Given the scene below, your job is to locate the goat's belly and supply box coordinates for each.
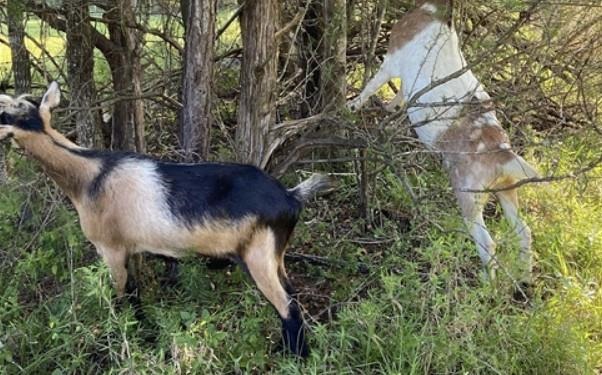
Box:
[405,74,485,146]
[128,217,257,258]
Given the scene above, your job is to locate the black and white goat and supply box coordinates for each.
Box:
[0,82,331,357]
[348,0,538,283]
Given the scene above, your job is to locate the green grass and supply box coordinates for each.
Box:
[0,134,601,374]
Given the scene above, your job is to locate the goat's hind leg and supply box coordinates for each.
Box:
[242,229,308,358]
[496,189,533,288]
[154,255,179,288]
[456,191,498,280]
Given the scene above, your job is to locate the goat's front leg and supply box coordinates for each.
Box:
[385,81,405,113]
[347,66,393,112]
[97,245,145,318]
[97,245,129,297]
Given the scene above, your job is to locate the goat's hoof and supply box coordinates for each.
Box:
[276,341,308,359]
[346,100,359,112]
[160,275,179,289]
[384,104,401,113]
[115,293,146,320]
[512,281,534,304]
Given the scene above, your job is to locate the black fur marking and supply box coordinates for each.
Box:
[269,218,297,254]
[23,96,40,107]
[2,107,45,131]
[0,112,14,125]
[54,145,150,197]
[59,145,302,243]
[156,162,302,227]
[280,302,309,358]
[88,153,131,197]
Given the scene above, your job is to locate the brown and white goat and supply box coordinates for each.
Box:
[348,0,538,282]
[0,82,331,357]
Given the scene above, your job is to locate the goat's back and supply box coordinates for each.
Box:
[74,154,301,256]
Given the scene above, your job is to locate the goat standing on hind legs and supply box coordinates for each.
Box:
[0,82,332,357]
[347,0,538,288]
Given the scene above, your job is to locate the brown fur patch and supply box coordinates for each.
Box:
[16,131,100,200]
[436,111,516,190]
[242,228,291,318]
[387,1,453,52]
[436,115,511,156]
[388,8,436,52]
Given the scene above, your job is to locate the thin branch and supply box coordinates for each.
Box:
[216,2,245,41]
[463,153,602,193]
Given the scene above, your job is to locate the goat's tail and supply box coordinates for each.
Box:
[504,153,539,181]
[288,173,334,202]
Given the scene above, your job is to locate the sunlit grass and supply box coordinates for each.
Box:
[1,133,601,372]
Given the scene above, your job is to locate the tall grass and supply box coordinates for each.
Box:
[0,135,600,373]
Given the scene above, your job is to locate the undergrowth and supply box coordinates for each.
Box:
[0,137,601,374]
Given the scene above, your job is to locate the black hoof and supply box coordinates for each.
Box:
[512,281,534,304]
[115,292,146,321]
[280,305,309,358]
[274,338,309,359]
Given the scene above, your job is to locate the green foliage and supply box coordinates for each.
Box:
[1,139,601,373]
[1,1,602,372]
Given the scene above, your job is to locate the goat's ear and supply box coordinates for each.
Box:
[40,81,61,112]
[39,81,60,128]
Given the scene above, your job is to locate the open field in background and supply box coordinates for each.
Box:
[0,9,241,84]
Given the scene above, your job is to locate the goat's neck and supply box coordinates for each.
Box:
[17,131,100,200]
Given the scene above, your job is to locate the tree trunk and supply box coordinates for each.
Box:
[298,0,323,116]
[180,0,216,161]
[105,0,145,152]
[235,0,279,167]
[7,0,31,94]
[5,0,32,184]
[321,0,347,110]
[65,0,102,148]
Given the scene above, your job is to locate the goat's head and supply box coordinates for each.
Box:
[416,0,453,20]
[0,82,60,141]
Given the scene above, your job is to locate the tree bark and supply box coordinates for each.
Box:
[321,0,347,110]
[298,0,323,116]
[65,0,102,148]
[180,0,216,161]
[5,0,32,185]
[105,0,145,152]
[235,0,280,167]
[7,0,31,94]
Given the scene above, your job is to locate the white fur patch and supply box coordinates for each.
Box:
[421,3,438,14]
[499,143,511,150]
[0,94,36,117]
